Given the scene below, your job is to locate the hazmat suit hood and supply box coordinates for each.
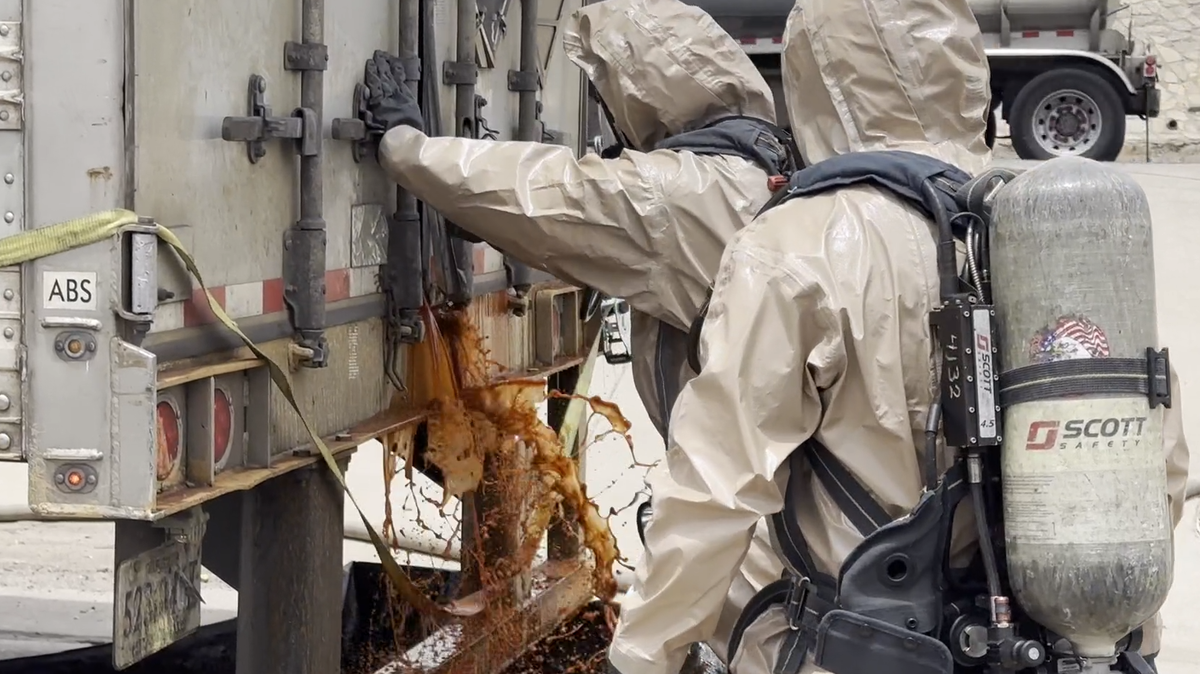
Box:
[781,0,992,173]
[563,0,778,151]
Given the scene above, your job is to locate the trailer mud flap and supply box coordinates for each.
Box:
[112,512,206,668]
[812,610,953,674]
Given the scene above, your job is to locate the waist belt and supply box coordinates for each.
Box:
[728,439,896,674]
[728,440,970,674]
[728,575,836,674]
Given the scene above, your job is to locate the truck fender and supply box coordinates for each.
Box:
[986,48,1138,95]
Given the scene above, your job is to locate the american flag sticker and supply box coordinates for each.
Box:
[1028,314,1111,364]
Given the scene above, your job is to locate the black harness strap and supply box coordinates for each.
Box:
[807,441,892,534]
[638,117,803,435]
[729,438,894,671]
[651,321,691,438]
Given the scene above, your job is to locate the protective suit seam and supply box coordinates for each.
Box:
[805,3,863,152]
[901,204,941,417]
[867,0,927,141]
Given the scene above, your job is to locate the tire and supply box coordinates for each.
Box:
[1008,68,1126,162]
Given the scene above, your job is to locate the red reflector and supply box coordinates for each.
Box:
[768,175,788,192]
[155,400,181,481]
[1145,55,1157,66]
[772,36,783,44]
[1022,31,1039,38]
[739,36,755,44]
[213,387,233,467]
[1056,29,1074,37]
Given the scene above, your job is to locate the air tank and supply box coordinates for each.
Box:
[968,0,1110,34]
[989,157,1172,660]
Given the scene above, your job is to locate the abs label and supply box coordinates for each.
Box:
[42,271,96,311]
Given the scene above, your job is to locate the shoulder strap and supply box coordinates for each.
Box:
[654,116,801,178]
[757,150,970,222]
[687,151,974,374]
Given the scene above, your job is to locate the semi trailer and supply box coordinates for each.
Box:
[0,0,605,672]
[684,0,1160,162]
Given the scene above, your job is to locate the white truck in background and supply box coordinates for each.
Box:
[685,0,1160,162]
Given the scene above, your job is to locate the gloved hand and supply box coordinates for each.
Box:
[363,50,424,135]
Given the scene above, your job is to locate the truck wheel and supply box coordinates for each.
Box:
[1009,68,1126,162]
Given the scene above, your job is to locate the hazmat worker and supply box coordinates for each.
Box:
[605,0,1190,673]
[362,0,791,664]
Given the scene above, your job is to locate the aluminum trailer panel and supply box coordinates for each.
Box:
[4,0,599,671]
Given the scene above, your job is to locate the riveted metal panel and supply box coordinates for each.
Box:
[23,0,159,517]
[0,2,22,462]
[130,0,299,291]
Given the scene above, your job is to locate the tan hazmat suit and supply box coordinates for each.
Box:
[376,0,788,662]
[607,0,1190,672]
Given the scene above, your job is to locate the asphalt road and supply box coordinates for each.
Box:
[0,160,1198,670]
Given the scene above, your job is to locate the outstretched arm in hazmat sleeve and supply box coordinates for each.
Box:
[607,221,846,674]
[378,125,741,326]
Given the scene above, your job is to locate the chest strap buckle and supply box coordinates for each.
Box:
[785,576,814,630]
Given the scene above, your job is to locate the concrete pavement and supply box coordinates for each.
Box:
[0,160,1197,669]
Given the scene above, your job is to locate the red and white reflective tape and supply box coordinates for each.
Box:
[155,244,510,332]
[1017,29,1077,39]
[182,268,356,328]
[476,245,505,275]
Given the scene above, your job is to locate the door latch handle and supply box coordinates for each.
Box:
[330,83,376,163]
[221,74,317,163]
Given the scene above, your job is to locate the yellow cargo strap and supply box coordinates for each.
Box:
[0,209,455,618]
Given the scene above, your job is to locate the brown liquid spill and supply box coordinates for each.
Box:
[381,305,622,610]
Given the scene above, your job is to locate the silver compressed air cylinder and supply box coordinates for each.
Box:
[989,157,1172,659]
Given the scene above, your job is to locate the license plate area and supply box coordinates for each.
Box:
[112,510,206,669]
